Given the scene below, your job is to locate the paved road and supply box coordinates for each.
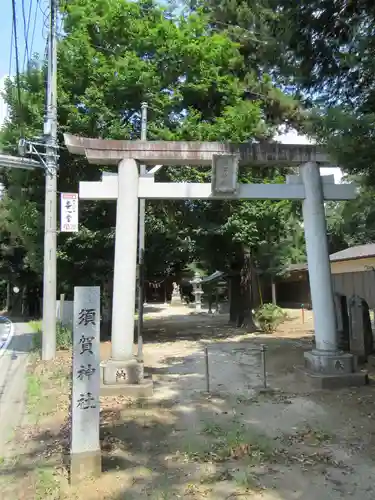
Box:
[0,321,33,456]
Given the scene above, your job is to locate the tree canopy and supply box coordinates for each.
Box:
[197,0,375,181]
[1,0,374,319]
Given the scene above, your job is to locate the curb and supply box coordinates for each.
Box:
[0,316,15,358]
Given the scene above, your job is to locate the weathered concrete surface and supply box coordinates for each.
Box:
[100,379,153,397]
[298,367,369,389]
[0,322,33,456]
[64,133,330,166]
[70,450,102,486]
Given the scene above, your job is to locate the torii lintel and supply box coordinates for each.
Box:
[64,133,331,166]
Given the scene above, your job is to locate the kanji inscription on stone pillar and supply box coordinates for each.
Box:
[70,286,101,484]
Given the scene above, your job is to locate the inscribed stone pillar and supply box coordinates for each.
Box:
[70,286,101,484]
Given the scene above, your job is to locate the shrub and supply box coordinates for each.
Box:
[56,321,73,350]
[30,320,72,352]
[254,303,287,333]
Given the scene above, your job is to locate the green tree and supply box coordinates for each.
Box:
[326,178,375,251]
[1,0,302,326]
[198,0,375,184]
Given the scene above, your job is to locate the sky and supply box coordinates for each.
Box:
[274,128,343,183]
[1,0,46,79]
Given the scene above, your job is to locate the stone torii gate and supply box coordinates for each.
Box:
[64,134,367,394]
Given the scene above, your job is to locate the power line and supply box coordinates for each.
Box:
[8,17,14,77]
[21,0,32,71]
[30,0,40,57]
[38,0,50,40]
[11,0,22,109]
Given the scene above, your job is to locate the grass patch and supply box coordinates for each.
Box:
[26,372,43,414]
[232,469,259,489]
[307,427,333,444]
[34,467,60,500]
[182,420,275,465]
[283,425,334,447]
[50,365,70,387]
[25,369,56,422]
[25,361,69,422]
[200,466,260,492]
[201,421,224,437]
[29,320,42,352]
[29,320,72,353]
[200,469,233,484]
[0,457,61,498]
[150,491,173,500]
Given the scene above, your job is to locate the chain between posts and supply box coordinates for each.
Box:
[204,343,268,394]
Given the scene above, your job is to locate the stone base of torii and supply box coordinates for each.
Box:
[64,134,368,394]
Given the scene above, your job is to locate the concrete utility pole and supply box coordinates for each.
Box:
[137,102,148,362]
[42,0,58,360]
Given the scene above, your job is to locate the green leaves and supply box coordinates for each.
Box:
[1,0,305,290]
[326,179,375,251]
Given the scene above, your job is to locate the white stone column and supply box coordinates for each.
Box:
[70,286,101,484]
[271,280,277,305]
[111,159,139,361]
[301,162,337,352]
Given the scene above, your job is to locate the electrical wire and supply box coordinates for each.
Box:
[38,0,50,40]
[20,0,46,72]
[21,0,32,71]
[29,0,40,57]
[11,0,22,110]
[8,16,14,77]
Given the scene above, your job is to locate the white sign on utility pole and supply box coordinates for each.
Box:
[61,193,78,232]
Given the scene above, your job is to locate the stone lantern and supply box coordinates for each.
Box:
[190,272,203,312]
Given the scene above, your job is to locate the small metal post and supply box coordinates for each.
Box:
[301,304,305,324]
[204,345,210,393]
[260,344,267,389]
[60,293,65,323]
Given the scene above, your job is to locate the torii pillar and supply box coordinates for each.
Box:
[64,133,368,393]
[300,163,367,387]
[100,159,148,392]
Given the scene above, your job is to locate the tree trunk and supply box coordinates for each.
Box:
[229,244,257,330]
[229,274,240,325]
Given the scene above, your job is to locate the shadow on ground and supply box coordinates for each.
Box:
[2,313,375,499]
[0,388,315,499]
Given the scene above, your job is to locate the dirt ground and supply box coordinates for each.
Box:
[1,307,375,499]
